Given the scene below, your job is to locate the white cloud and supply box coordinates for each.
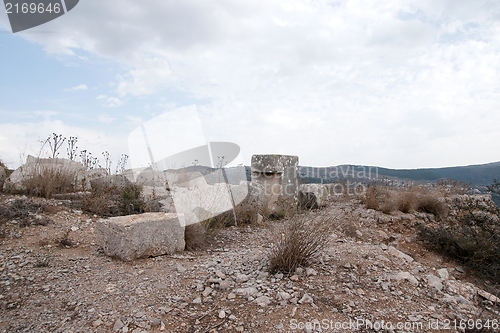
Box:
[64,84,88,92]
[98,114,116,123]
[96,94,123,108]
[4,0,500,168]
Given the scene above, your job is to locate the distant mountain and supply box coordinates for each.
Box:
[299,161,500,186]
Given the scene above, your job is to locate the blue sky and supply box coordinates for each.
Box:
[1,0,500,169]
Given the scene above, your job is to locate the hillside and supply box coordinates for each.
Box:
[299,161,500,186]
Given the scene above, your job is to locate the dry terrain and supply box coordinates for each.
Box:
[0,193,499,333]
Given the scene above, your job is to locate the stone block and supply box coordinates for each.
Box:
[299,184,330,209]
[5,155,86,192]
[95,213,185,261]
[251,154,299,216]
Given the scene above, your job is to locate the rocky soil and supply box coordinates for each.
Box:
[1,194,499,333]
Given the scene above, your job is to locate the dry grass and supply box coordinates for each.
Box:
[362,184,448,219]
[20,166,77,199]
[267,213,333,274]
[184,223,210,251]
[82,179,145,217]
[397,190,418,213]
[417,193,448,218]
[418,195,500,282]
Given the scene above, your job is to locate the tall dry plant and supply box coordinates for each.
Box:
[267,213,333,274]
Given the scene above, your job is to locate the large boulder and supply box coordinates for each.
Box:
[299,184,330,209]
[95,212,185,261]
[135,167,168,187]
[5,155,86,191]
[89,174,132,191]
[165,170,207,190]
[4,155,86,192]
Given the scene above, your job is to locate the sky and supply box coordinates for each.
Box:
[1,0,500,170]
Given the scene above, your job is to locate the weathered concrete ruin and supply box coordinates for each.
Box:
[4,153,329,261]
[250,154,299,216]
[298,183,331,209]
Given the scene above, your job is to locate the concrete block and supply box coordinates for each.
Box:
[251,154,299,216]
[299,184,330,209]
[95,213,185,261]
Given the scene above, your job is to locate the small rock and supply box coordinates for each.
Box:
[388,246,414,263]
[234,287,258,297]
[255,295,271,307]
[437,268,449,280]
[235,273,250,283]
[227,292,236,299]
[92,319,103,327]
[290,275,299,281]
[113,319,124,331]
[219,279,233,290]
[192,297,202,304]
[203,287,213,297]
[395,271,419,285]
[455,266,465,273]
[215,270,226,279]
[277,291,291,300]
[305,268,317,276]
[477,289,500,303]
[218,310,226,318]
[176,264,187,273]
[295,267,304,275]
[150,318,161,327]
[299,293,314,304]
[427,274,443,291]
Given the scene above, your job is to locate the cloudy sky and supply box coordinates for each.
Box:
[1,0,500,170]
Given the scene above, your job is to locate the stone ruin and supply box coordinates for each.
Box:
[250,154,299,217]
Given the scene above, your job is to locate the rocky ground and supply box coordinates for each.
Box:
[1,194,499,333]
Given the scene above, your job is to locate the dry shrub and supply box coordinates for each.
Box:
[363,185,380,210]
[362,184,391,211]
[418,195,500,282]
[417,193,448,219]
[21,166,77,198]
[397,190,418,213]
[380,197,398,214]
[58,230,75,248]
[268,214,333,274]
[0,197,48,227]
[82,179,145,217]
